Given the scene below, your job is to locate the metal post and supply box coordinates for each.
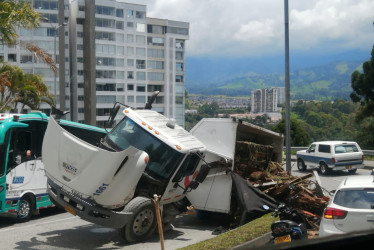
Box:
[53,23,67,105]
[284,0,291,173]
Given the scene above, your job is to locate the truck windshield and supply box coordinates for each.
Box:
[105,117,184,180]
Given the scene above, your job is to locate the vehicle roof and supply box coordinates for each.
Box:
[337,175,374,190]
[125,108,206,153]
[311,141,358,145]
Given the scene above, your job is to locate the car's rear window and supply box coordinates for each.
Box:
[334,145,359,154]
[334,188,374,209]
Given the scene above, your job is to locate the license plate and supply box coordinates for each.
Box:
[346,165,352,169]
[64,205,77,216]
[274,234,291,244]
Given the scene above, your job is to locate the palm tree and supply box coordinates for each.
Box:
[0,64,54,112]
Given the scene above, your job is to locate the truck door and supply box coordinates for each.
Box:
[160,153,201,204]
[305,143,317,167]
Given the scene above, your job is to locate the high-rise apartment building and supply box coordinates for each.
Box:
[0,0,189,127]
[251,87,285,113]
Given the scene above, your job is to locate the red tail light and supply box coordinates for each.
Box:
[323,207,347,219]
[331,158,336,164]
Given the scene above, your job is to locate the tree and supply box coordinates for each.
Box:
[0,64,53,112]
[272,118,311,147]
[350,45,374,121]
[0,0,56,71]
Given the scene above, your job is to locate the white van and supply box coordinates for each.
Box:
[296,141,364,175]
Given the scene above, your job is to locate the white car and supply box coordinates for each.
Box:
[319,175,374,237]
[296,141,364,175]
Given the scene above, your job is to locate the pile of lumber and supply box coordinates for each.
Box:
[232,141,329,230]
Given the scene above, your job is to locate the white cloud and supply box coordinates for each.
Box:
[135,0,374,57]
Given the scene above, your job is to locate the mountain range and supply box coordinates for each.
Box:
[185,49,370,100]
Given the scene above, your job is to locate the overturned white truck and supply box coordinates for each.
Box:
[42,102,209,243]
[187,118,284,226]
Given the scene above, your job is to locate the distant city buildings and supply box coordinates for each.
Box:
[251,87,285,113]
[0,0,189,127]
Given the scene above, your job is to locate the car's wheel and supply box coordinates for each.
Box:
[319,163,330,175]
[348,168,357,174]
[297,159,306,171]
[17,196,34,222]
[118,197,157,243]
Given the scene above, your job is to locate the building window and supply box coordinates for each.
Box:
[137,85,146,92]
[176,63,184,71]
[127,34,134,43]
[127,71,134,79]
[116,21,124,30]
[96,18,115,28]
[127,22,134,28]
[96,83,115,91]
[117,83,124,91]
[127,84,134,91]
[127,59,134,67]
[78,95,84,101]
[147,60,164,69]
[96,5,115,16]
[147,37,164,46]
[127,10,134,17]
[148,85,163,92]
[176,96,183,104]
[176,51,183,60]
[136,11,145,19]
[136,23,146,32]
[136,72,146,81]
[127,47,134,56]
[147,48,164,58]
[97,95,116,104]
[136,96,146,103]
[147,72,164,81]
[20,55,33,64]
[147,25,164,34]
[8,54,17,62]
[96,31,115,41]
[127,95,134,103]
[176,40,184,49]
[136,60,145,69]
[136,48,145,57]
[116,9,124,18]
[136,35,145,45]
[176,75,184,82]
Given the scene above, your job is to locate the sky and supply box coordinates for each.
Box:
[130,0,374,59]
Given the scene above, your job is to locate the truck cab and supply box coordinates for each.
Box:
[42,107,207,243]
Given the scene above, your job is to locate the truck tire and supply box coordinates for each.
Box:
[297,159,306,171]
[319,163,330,175]
[118,197,157,243]
[17,196,34,222]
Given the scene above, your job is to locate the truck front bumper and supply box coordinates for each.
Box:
[47,179,132,229]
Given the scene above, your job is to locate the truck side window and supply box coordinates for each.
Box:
[318,144,331,153]
[172,153,200,182]
[308,144,316,153]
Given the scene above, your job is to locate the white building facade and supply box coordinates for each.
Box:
[0,0,189,127]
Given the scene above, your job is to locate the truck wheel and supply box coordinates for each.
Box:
[118,197,157,243]
[319,163,330,175]
[17,196,34,222]
[297,159,306,171]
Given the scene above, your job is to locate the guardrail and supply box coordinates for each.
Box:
[286,147,374,156]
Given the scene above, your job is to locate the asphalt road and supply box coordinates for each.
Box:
[0,207,225,250]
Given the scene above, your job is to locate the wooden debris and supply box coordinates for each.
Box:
[231,141,329,230]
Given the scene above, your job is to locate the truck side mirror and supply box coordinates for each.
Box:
[195,164,210,183]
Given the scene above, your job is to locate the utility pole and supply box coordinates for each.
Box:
[284,0,291,173]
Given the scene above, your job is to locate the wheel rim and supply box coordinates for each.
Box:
[132,208,154,236]
[18,200,31,218]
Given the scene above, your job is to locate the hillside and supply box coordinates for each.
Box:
[186,60,365,100]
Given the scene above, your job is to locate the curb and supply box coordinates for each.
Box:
[231,232,272,250]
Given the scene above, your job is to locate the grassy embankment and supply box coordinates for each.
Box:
[178,214,277,250]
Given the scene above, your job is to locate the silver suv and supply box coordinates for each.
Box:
[296,141,364,175]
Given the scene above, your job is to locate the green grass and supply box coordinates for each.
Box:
[177,214,277,250]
